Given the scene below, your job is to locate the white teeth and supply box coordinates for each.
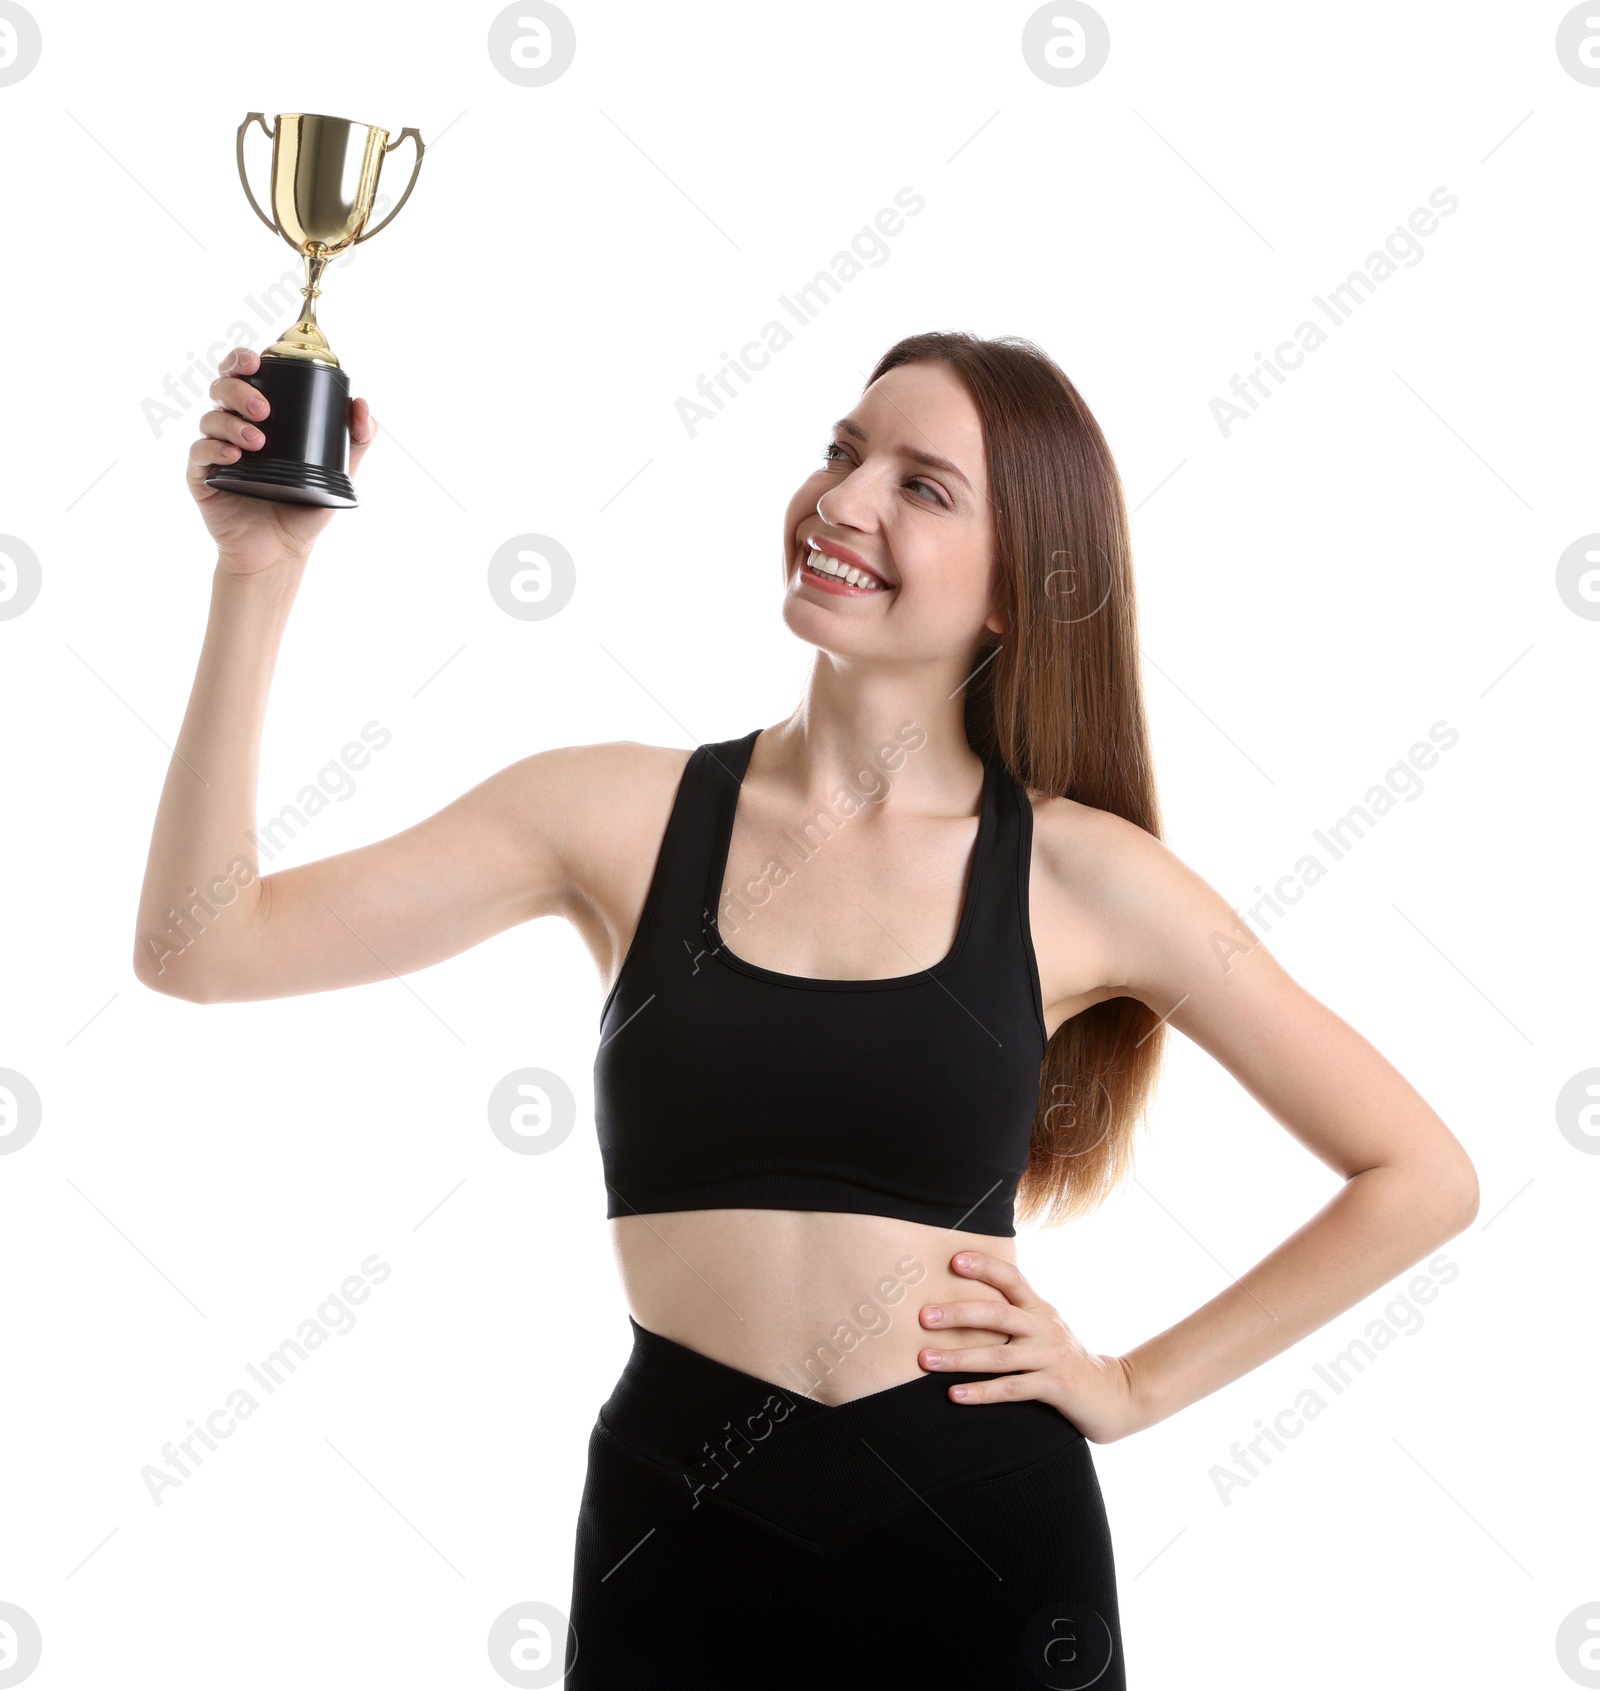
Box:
[806,547,881,589]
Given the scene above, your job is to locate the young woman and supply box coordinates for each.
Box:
[138,330,1478,1688]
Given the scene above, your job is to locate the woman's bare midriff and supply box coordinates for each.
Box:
[610,1208,1017,1405]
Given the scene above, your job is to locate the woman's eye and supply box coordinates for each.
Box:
[819,445,947,508]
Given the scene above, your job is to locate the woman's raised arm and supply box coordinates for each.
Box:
[132,344,624,1004]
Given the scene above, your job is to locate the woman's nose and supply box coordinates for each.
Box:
[816,476,876,530]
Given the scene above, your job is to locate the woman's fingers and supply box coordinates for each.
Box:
[197,347,377,481]
[950,1250,1042,1307]
[922,1342,1038,1373]
[217,346,261,380]
[920,1299,1028,1334]
[347,396,378,475]
[207,375,270,419]
[946,1373,1030,1404]
[187,435,244,470]
[198,406,266,449]
[209,347,267,417]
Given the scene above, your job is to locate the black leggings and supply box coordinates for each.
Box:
[565,1316,1126,1688]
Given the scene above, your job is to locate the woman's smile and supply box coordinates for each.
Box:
[796,537,895,595]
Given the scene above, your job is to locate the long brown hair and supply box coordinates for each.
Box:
[862,330,1167,1226]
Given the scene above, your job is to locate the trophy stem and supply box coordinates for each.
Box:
[299,248,327,331]
[264,244,340,365]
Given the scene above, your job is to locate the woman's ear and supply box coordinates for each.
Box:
[984,556,1011,635]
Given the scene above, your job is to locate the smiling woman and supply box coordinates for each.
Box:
[141,327,1476,1689]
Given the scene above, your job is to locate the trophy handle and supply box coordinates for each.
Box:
[235,112,280,237]
[356,128,425,244]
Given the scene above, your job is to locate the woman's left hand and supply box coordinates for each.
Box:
[919,1251,1145,1443]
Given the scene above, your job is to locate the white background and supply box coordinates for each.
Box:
[1,2,1595,1686]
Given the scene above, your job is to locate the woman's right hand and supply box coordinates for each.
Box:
[186,346,378,577]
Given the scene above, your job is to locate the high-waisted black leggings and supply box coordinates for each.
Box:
[564,1316,1126,1688]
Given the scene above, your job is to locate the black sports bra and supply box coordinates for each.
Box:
[593,729,1050,1237]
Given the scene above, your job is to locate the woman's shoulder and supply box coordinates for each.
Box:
[1022,788,1250,984]
[1023,788,1171,889]
[498,739,696,837]
[521,738,694,789]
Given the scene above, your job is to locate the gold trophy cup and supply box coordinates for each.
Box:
[205,112,424,509]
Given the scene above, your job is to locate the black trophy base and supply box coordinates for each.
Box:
[205,353,357,509]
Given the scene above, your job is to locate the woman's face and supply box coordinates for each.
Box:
[780,359,1003,671]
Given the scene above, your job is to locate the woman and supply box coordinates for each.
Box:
[138,329,1478,1688]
